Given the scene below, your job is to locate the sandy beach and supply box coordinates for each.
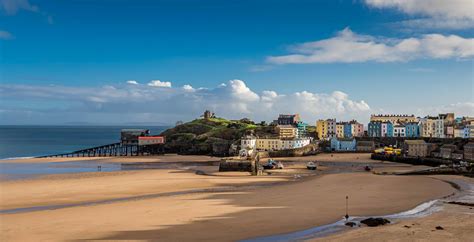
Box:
[0,154,471,241]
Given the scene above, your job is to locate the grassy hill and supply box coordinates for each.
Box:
[160,117,277,155]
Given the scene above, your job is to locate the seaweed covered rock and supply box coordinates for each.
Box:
[360,217,391,227]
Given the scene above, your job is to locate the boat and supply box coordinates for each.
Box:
[307,161,317,170]
[263,159,278,169]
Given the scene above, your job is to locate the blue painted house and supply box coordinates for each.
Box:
[405,122,420,137]
[383,122,394,137]
[369,121,394,137]
[368,122,381,137]
[330,137,356,151]
[343,123,352,138]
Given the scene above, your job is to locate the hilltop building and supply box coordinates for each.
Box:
[276,114,300,125]
[277,125,299,139]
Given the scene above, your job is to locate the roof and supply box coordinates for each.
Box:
[440,144,457,151]
[357,141,374,146]
[121,129,149,132]
[405,140,426,145]
[332,137,355,142]
[138,136,164,140]
[464,142,474,148]
[277,125,296,129]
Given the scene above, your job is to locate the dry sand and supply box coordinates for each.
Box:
[0,170,455,241]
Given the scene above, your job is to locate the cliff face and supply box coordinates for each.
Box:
[160,118,276,156]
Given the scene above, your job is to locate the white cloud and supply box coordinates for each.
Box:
[267,27,474,64]
[0,80,372,124]
[147,80,172,88]
[182,84,195,92]
[365,0,473,20]
[0,0,38,15]
[126,80,139,85]
[0,30,13,40]
[364,0,474,29]
[1,0,53,24]
[417,102,474,117]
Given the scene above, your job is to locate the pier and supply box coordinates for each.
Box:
[37,129,166,158]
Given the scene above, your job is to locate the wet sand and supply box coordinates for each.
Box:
[0,153,457,242]
[310,202,474,242]
[0,154,222,164]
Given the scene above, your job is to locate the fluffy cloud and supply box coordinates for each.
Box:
[418,102,474,117]
[182,84,195,92]
[0,80,372,124]
[126,80,139,85]
[0,0,53,24]
[0,30,13,40]
[0,0,38,15]
[147,80,172,88]
[267,28,474,64]
[364,0,474,29]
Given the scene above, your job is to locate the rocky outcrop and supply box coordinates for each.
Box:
[360,217,391,227]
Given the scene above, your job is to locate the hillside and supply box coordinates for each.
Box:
[160,117,277,155]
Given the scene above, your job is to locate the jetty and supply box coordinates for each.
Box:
[37,129,166,158]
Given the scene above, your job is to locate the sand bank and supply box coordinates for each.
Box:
[0,171,455,241]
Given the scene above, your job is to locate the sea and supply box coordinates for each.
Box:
[0,125,169,159]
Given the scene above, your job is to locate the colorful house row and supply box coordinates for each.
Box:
[368,113,473,138]
[317,119,363,140]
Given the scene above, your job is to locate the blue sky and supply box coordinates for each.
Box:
[0,0,473,125]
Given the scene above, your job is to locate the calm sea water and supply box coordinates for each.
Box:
[0,125,169,159]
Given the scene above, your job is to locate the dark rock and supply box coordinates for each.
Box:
[435,226,444,230]
[195,170,206,175]
[345,222,356,227]
[360,217,391,227]
[404,225,411,228]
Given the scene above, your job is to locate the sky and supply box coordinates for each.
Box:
[0,0,473,125]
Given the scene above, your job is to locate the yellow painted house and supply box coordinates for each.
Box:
[256,138,281,151]
[316,120,328,140]
[336,123,345,138]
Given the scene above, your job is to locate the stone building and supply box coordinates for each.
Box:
[440,144,457,159]
[404,140,437,157]
[464,143,474,161]
[356,141,375,152]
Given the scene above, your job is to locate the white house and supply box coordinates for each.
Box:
[434,119,445,138]
[281,138,311,149]
[240,136,256,157]
[393,125,406,137]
